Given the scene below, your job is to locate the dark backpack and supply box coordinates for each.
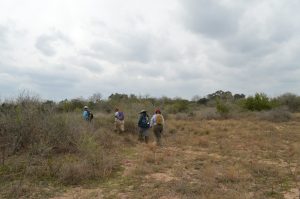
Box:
[118,112,124,121]
[138,114,150,129]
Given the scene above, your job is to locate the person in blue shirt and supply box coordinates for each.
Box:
[82,106,93,122]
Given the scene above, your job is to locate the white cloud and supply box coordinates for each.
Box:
[0,0,300,100]
[35,31,71,56]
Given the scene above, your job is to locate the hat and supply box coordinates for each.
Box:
[139,110,147,114]
[84,106,88,109]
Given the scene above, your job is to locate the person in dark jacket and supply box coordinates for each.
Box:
[138,110,150,143]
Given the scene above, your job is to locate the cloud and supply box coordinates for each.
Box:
[1,0,300,100]
[35,31,71,56]
[0,25,8,47]
[181,0,240,38]
[88,31,153,64]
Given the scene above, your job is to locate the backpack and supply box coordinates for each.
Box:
[138,114,150,128]
[156,114,163,125]
[83,110,92,121]
[118,112,124,121]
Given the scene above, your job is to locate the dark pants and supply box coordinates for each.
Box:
[153,125,163,146]
[139,128,149,143]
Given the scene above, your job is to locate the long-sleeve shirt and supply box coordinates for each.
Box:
[150,114,164,127]
[114,111,119,121]
[83,110,90,121]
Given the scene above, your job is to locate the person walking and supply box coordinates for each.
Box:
[138,110,150,143]
[150,109,165,146]
[114,108,125,133]
[82,106,93,122]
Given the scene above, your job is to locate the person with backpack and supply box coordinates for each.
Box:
[114,108,125,133]
[150,109,165,146]
[138,110,150,143]
[83,106,93,122]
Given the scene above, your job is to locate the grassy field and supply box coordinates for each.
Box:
[1,111,299,199]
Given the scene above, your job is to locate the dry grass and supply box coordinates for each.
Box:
[1,111,300,198]
[103,115,300,199]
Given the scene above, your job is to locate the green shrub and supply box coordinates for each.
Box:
[242,93,273,111]
[216,100,230,117]
[165,100,189,113]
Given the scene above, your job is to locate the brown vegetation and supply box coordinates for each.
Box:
[1,92,300,198]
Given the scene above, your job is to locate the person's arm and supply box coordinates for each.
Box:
[162,115,165,125]
[150,115,155,127]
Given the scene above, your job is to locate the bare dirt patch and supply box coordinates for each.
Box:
[284,188,299,199]
[146,172,176,182]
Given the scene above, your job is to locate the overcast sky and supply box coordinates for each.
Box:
[1,0,300,100]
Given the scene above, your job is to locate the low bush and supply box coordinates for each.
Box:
[124,120,138,134]
[216,100,230,118]
[257,108,292,122]
[174,113,192,120]
[165,100,189,114]
[276,93,300,112]
[242,93,274,111]
[198,107,221,120]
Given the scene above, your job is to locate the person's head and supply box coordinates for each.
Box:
[115,108,119,112]
[155,108,161,114]
[84,105,88,110]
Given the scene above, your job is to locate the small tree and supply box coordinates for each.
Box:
[89,93,102,103]
[197,98,209,105]
[216,100,230,117]
[243,93,272,111]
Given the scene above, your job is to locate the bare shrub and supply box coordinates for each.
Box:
[1,97,85,155]
[93,114,112,129]
[57,134,118,185]
[0,96,45,154]
[174,113,190,120]
[95,130,115,149]
[257,108,292,122]
[124,120,138,134]
[276,93,300,112]
[199,107,221,120]
[42,113,84,154]
[59,160,90,185]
